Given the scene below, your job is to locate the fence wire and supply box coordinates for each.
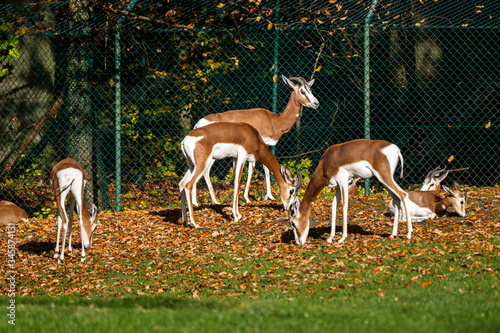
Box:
[0,0,499,214]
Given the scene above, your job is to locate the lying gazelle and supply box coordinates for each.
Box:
[50,158,98,263]
[0,201,28,225]
[192,75,318,205]
[388,181,468,222]
[287,139,412,246]
[420,167,449,191]
[180,122,302,228]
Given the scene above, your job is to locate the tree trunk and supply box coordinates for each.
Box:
[66,0,94,206]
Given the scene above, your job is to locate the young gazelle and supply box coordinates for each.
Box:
[287,139,412,246]
[0,201,28,225]
[179,122,302,228]
[193,76,318,205]
[50,158,98,263]
[388,181,468,222]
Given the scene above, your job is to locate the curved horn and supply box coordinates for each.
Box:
[287,77,308,85]
[425,167,445,181]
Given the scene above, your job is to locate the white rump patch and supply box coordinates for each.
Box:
[194,118,214,129]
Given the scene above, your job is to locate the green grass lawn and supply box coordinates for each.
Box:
[1,185,499,332]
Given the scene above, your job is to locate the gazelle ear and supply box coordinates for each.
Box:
[282,75,295,89]
[442,185,455,197]
[91,204,98,223]
[281,165,292,181]
[307,78,315,87]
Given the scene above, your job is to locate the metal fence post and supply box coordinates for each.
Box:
[363,0,379,196]
[114,22,122,212]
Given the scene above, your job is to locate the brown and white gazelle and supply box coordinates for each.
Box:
[287,139,412,246]
[180,122,302,228]
[192,76,318,205]
[388,181,467,222]
[0,201,28,225]
[50,158,98,263]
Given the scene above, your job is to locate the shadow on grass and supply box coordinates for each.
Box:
[151,204,234,225]
[19,241,54,255]
[16,295,230,311]
[280,223,375,243]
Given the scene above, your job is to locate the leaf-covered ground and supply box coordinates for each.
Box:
[1,183,500,299]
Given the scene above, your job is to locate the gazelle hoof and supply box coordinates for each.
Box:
[326,238,333,243]
[263,194,276,201]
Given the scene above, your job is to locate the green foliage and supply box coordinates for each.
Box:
[0,22,25,79]
[284,158,313,180]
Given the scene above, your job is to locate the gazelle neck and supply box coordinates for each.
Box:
[435,195,454,215]
[298,162,330,220]
[275,91,303,131]
[255,146,287,192]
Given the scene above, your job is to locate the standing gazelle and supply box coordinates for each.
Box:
[180,122,302,228]
[288,139,412,246]
[192,75,318,205]
[50,158,98,263]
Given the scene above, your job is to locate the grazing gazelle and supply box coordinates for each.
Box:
[179,122,302,228]
[192,75,318,205]
[388,181,468,222]
[0,201,28,225]
[287,139,412,246]
[50,158,98,263]
[420,167,449,191]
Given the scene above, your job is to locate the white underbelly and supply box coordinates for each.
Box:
[211,143,255,162]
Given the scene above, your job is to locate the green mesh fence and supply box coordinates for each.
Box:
[0,0,499,214]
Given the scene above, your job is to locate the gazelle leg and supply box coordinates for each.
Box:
[182,162,203,228]
[339,185,349,243]
[391,196,400,238]
[232,156,246,222]
[75,199,86,262]
[59,202,69,262]
[54,214,63,259]
[243,161,254,203]
[327,188,341,243]
[68,198,76,254]
[402,197,412,239]
[199,159,219,206]
[262,164,276,201]
[180,168,192,226]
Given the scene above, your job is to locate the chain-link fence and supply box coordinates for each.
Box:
[1,0,499,214]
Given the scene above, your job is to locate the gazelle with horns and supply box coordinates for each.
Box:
[50,158,98,263]
[192,75,318,205]
[180,122,302,228]
[288,139,412,246]
[388,181,467,222]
